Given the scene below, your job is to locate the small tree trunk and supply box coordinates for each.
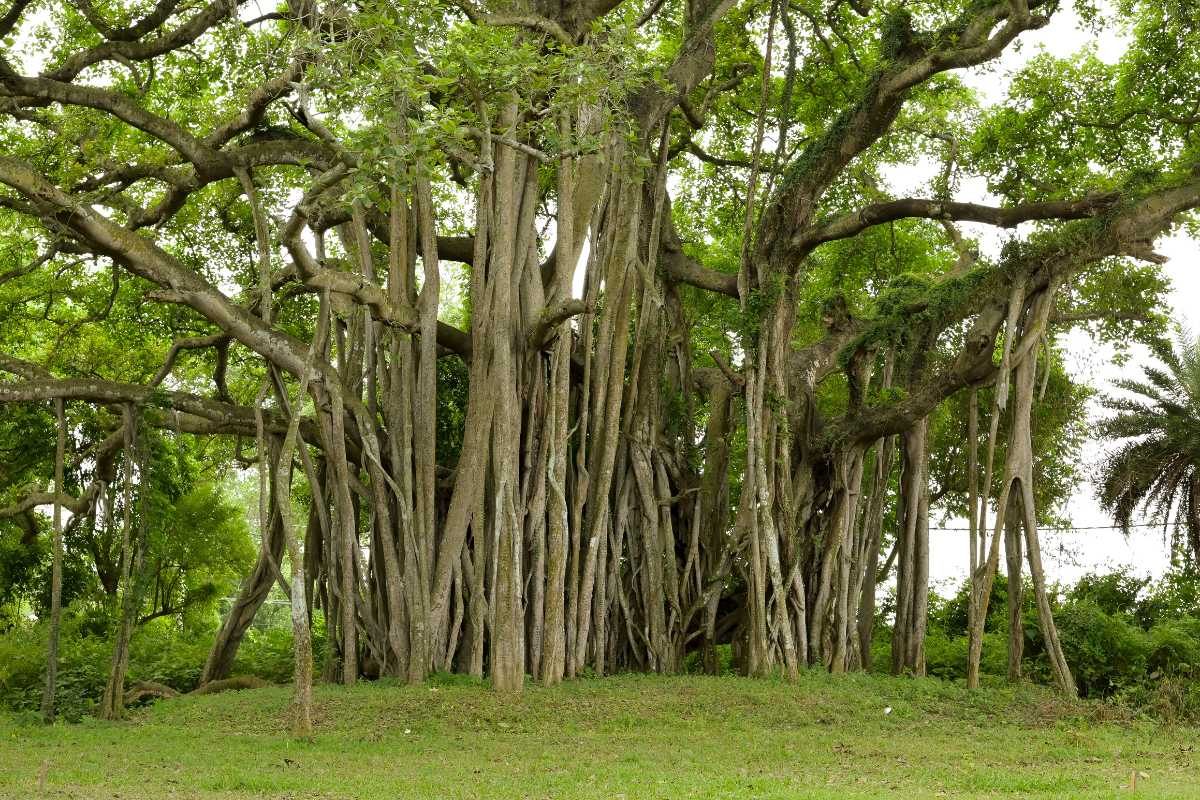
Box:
[1019,480,1075,695]
[966,281,1027,689]
[326,425,359,685]
[41,398,66,724]
[276,440,314,737]
[274,291,331,737]
[966,390,980,660]
[892,420,929,676]
[1187,475,1200,567]
[202,498,285,684]
[1004,510,1024,681]
[99,407,144,721]
[856,434,895,671]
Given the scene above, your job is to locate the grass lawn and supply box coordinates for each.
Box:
[1,671,1196,799]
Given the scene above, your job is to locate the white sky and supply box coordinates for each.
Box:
[919,6,1199,590]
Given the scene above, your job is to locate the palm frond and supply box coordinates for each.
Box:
[1095,328,1200,560]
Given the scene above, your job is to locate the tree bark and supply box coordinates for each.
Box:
[1004,507,1024,681]
[40,398,66,724]
[99,406,144,721]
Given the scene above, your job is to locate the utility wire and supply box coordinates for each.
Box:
[930,522,1171,533]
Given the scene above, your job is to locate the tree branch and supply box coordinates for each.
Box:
[834,173,1200,446]
[527,300,590,349]
[45,0,234,84]
[450,0,574,44]
[794,193,1120,252]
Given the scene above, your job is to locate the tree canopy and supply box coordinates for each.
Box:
[1,0,1198,731]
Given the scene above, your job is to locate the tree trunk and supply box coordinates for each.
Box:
[99,407,144,721]
[40,398,65,724]
[202,487,286,684]
[1004,509,1024,681]
[892,419,929,676]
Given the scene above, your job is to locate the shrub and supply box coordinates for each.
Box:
[1131,675,1200,726]
[1050,600,1148,698]
[128,621,214,692]
[0,623,50,712]
[682,643,735,675]
[230,612,327,684]
[0,606,323,718]
[1144,617,1200,679]
[1137,564,1200,626]
[0,618,112,721]
[1067,572,1148,617]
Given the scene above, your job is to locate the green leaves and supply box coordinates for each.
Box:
[1096,327,1200,557]
[973,1,1200,204]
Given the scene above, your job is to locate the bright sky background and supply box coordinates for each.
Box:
[915,6,1199,591]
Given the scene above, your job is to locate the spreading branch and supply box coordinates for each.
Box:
[794,193,1121,253]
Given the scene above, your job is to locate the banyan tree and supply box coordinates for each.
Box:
[2,0,1198,732]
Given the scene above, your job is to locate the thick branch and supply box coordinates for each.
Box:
[0,69,223,170]
[0,154,315,378]
[45,0,236,84]
[0,489,93,519]
[760,1,1051,266]
[527,300,590,349]
[795,193,1120,252]
[661,247,738,297]
[0,378,269,430]
[834,174,1200,445]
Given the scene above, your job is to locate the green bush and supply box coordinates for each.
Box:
[682,643,735,675]
[1126,675,1200,725]
[1137,564,1200,626]
[231,612,327,684]
[0,623,50,712]
[0,617,112,721]
[921,626,966,680]
[232,627,298,683]
[871,567,1200,722]
[128,621,215,692]
[0,606,326,719]
[1067,572,1148,617]
[1046,600,1148,698]
[1145,617,1200,679]
[929,575,1019,636]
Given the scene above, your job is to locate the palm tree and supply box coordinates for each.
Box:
[1096,328,1200,562]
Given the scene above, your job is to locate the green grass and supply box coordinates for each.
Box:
[1,671,1196,798]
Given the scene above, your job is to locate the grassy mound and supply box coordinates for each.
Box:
[1,672,1196,798]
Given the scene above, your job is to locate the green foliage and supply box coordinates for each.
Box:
[0,523,45,622]
[973,0,1200,204]
[838,265,990,366]
[681,643,735,676]
[436,356,470,468]
[0,419,254,628]
[875,568,1200,722]
[1050,601,1150,697]
[232,621,323,685]
[1095,327,1200,560]
[0,607,326,720]
[1034,568,1200,715]
[154,482,256,620]
[929,574,1020,636]
[921,628,1011,682]
[1067,570,1149,616]
[1138,562,1200,623]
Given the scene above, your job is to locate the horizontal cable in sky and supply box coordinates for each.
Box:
[930,522,1171,533]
